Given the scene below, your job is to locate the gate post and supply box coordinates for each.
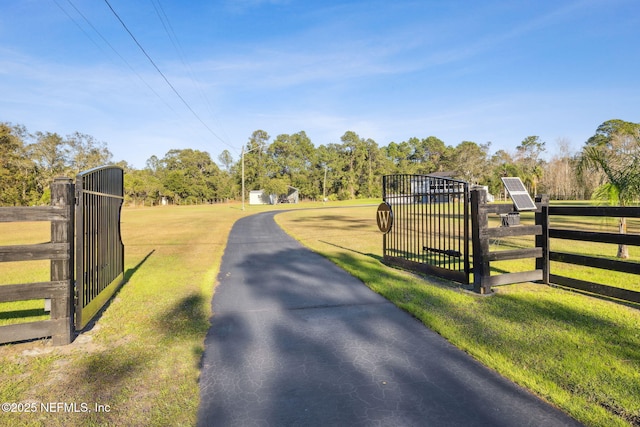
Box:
[535,195,550,284]
[471,188,491,294]
[50,177,74,345]
[382,175,388,259]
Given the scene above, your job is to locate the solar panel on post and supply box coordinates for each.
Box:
[501,177,537,211]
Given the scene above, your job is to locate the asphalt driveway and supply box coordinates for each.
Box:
[197,211,582,426]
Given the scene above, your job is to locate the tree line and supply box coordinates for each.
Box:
[0,123,113,205]
[1,119,639,207]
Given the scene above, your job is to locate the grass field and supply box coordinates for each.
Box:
[1,200,639,426]
[0,202,250,426]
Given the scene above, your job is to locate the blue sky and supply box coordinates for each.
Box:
[1,0,638,168]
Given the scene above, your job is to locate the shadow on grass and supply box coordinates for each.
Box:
[79,250,156,334]
[0,307,47,322]
[79,349,148,394]
[481,290,640,360]
[328,245,640,358]
[124,249,156,284]
[42,255,207,425]
[42,347,149,426]
[318,239,382,261]
[154,292,211,372]
[156,293,210,342]
[288,214,376,232]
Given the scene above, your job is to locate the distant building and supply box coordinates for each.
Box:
[249,186,299,205]
[386,173,474,205]
[249,190,272,205]
[282,186,299,204]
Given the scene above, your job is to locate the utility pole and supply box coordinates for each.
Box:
[242,146,258,211]
[323,165,327,203]
[242,147,245,211]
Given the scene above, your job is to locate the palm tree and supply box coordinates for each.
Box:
[578,123,640,258]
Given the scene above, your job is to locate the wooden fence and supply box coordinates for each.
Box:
[471,188,640,304]
[470,189,545,294]
[539,204,640,304]
[0,178,74,345]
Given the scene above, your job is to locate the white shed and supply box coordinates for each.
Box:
[249,190,273,205]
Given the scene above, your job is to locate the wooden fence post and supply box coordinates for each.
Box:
[471,188,491,294]
[535,195,550,285]
[50,177,74,345]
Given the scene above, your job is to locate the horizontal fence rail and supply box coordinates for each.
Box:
[471,190,546,294]
[0,178,74,345]
[471,192,640,304]
[0,206,69,223]
[0,243,69,262]
[542,205,640,304]
[1,166,125,346]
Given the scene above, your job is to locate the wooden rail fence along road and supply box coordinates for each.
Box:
[0,178,74,345]
[1,166,125,346]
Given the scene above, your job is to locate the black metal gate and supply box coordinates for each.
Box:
[382,174,470,284]
[75,166,125,329]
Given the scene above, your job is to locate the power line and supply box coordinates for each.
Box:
[103,0,233,150]
[56,0,180,117]
[150,0,232,145]
[53,0,103,53]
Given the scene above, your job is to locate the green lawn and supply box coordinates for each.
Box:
[1,200,639,426]
[0,202,249,426]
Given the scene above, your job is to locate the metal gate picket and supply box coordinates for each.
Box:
[382,174,470,285]
[75,166,125,330]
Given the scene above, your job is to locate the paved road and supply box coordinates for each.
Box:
[197,211,582,426]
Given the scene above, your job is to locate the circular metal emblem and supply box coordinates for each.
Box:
[376,202,393,234]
